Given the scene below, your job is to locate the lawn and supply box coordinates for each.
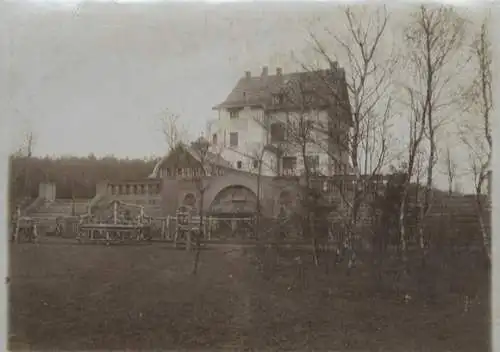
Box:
[9,238,490,351]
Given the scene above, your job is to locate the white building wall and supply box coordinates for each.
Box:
[208,106,350,177]
[268,110,345,177]
[208,107,276,176]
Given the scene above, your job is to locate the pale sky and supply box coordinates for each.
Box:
[4,2,337,158]
[1,2,493,192]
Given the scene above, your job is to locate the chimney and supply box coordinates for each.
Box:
[276,67,282,76]
[262,66,268,77]
[245,71,251,79]
[330,61,338,70]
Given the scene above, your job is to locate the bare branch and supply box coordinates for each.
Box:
[400,6,468,249]
[460,14,492,262]
[160,109,187,152]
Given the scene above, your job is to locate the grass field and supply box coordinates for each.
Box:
[9,238,490,351]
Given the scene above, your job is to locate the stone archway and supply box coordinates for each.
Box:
[209,185,258,214]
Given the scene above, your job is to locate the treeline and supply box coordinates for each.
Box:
[9,155,158,201]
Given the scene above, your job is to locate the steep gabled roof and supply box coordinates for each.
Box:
[188,137,233,168]
[213,67,352,125]
[149,141,232,178]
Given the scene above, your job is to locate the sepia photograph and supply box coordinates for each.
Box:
[3,1,493,351]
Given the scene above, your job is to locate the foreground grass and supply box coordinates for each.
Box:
[9,239,490,351]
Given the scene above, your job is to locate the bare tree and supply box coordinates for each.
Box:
[16,130,36,158]
[460,14,492,261]
[397,85,428,257]
[269,74,336,266]
[10,130,37,203]
[189,137,226,275]
[246,145,268,239]
[403,5,467,249]
[307,5,395,266]
[161,109,187,152]
[442,146,457,196]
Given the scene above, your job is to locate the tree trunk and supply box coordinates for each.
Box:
[399,187,409,270]
[475,194,491,263]
[192,189,204,275]
[254,166,262,239]
[310,214,319,266]
[346,183,361,272]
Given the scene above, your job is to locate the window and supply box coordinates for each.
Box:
[229,109,239,119]
[230,132,239,147]
[282,156,297,170]
[237,161,242,169]
[270,123,286,143]
[305,155,320,171]
[177,168,182,176]
[253,160,259,169]
[272,94,284,105]
[212,133,218,145]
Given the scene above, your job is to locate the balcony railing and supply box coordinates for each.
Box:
[282,169,299,177]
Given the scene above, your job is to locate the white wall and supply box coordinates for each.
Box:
[208,106,351,177]
[268,110,349,176]
[209,107,272,175]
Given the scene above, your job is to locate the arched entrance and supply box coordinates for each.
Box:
[208,185,258,239]
[208,185,257,215]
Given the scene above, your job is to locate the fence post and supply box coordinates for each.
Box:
[186,231,192,251]
[161,218,166,240]
[208,216,211,240]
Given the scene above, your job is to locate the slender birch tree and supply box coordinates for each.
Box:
[403,5,467,249]
[460,14,492,261]
[190,137,226,275]
[275,74,329,266]
[443,145,457,196]
[161,109,187,152]
[307,5,395,266]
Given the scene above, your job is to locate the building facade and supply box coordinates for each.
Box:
[148,141,372,218]
[207,64,352,177]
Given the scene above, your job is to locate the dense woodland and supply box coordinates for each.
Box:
[9,155,158,201]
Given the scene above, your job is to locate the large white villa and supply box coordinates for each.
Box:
[206,64,353,177]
